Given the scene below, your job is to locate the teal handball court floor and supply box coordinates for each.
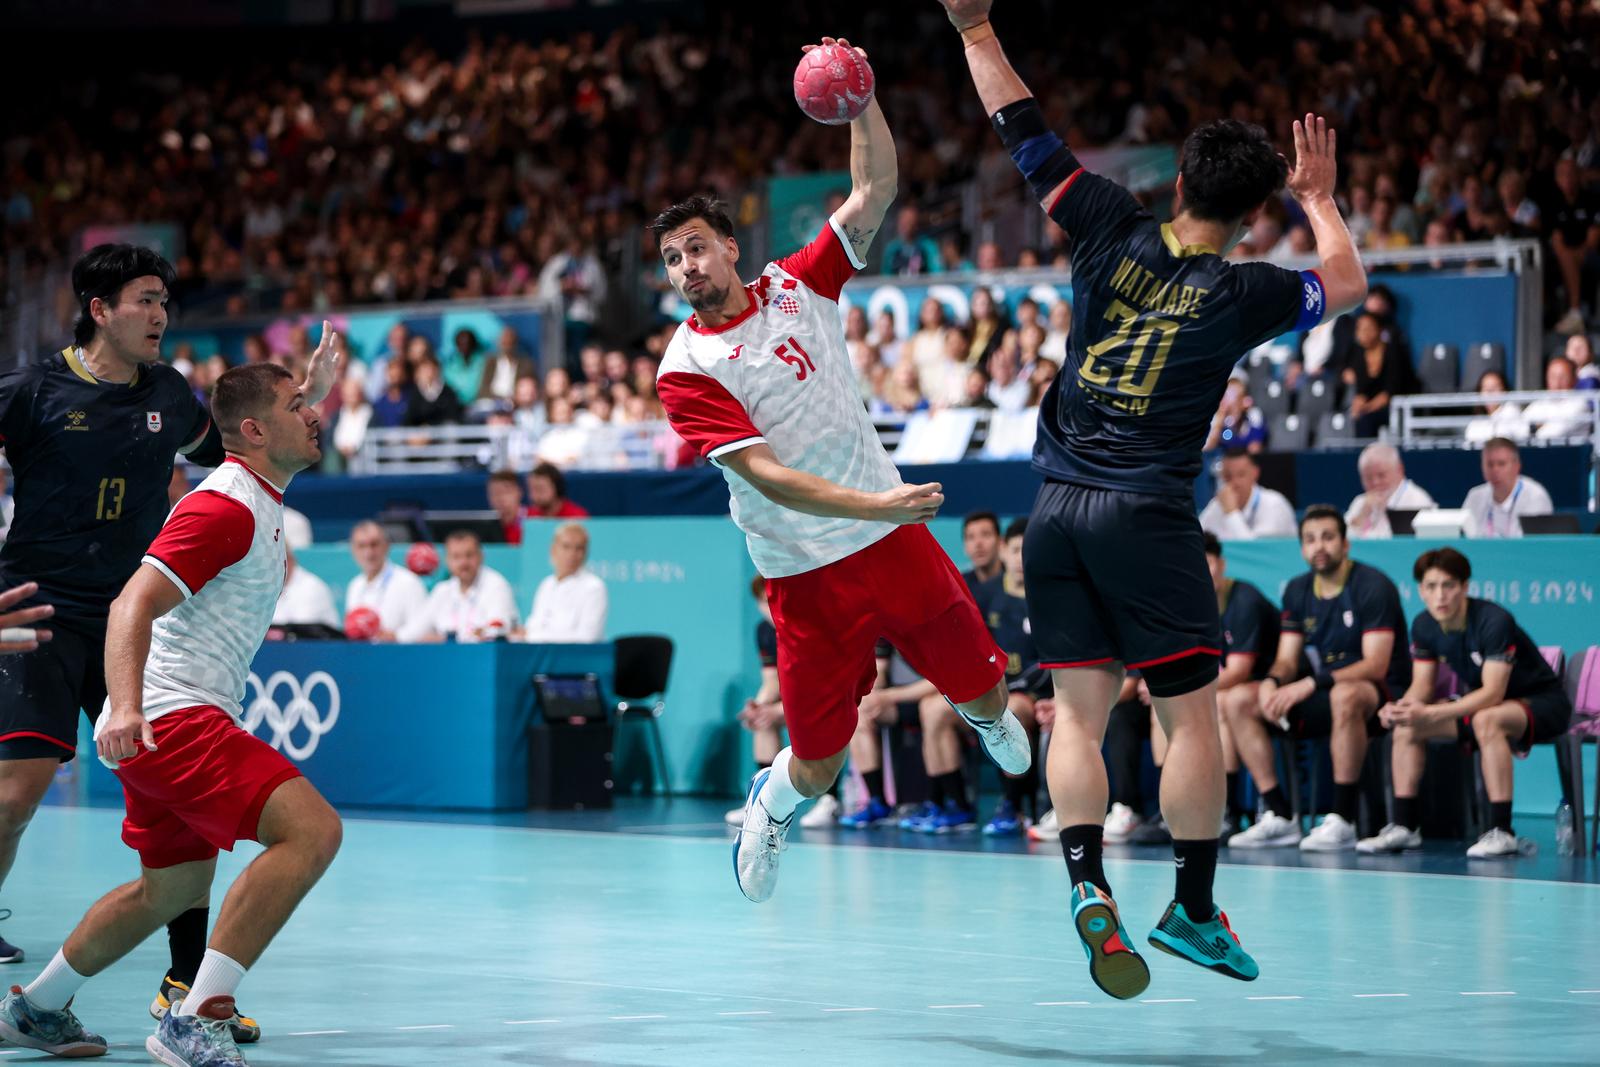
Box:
[3,799,1598,1066]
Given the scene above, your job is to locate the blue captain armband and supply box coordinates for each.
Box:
[1294,270,1327,331]
[991,98,1080,204]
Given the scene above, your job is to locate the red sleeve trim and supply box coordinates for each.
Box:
[143,489,256,598]
[1362,627,1395,635]
[1040,657,1116,669]
[773,218,858,302]
[1047,168,1086,214]
[656,371,764,460]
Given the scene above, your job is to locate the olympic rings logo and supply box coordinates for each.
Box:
[242,670,341,761]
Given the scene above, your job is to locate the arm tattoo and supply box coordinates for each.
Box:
[845,224,875,248]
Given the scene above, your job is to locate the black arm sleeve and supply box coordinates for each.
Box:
[183,418,226,468]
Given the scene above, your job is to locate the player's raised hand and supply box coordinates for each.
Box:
[302,319,344,406]
[1286,113,1337,204]
[802,36,868,61]
[937,0,994,31]
[874,482,945,524]
[0,582,52,653]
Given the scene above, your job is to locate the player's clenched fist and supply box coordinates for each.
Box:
[873,482,945,524]
[97,705,157,768]
[938,0,993,31]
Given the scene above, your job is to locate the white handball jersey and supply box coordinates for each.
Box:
[656,216,903,578]
[135,457,289,722]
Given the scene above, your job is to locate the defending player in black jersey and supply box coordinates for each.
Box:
[1361,547,1571,860]
[940,0,1368,997]
[0,244,340,1040]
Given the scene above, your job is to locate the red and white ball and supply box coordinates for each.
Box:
[344,606,382,641]
[793,43,875,126]
[405,541,440,577]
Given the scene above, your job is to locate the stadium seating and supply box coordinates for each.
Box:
[1463,342,1506,389]
[1419,344,1460,394]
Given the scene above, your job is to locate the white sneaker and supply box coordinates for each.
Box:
[1356,823,1422,854]
[732,769,793,903]
[1027,808,1060,841]
[1227,811,1303,849]
[799,793,841,828]
[1466,827,1534,859]
[1103,803,1142,844]
[954,702,1033,775]
[1299,813,1357,852]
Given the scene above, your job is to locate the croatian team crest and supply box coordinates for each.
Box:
[776,294,801,316]
[146,411,162,433]
[1342,610,1354,627]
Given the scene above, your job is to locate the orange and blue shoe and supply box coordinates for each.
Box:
[1147,901,1259,982]
[1069,882,1151,1000]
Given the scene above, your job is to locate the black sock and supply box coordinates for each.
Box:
[1172,839,1218,918]
[1262,785,1292,820]
[938,769,968,810]
[1491,801,1513,834]
[862,768,885,804]
[1060,825,1110,895]
[165,907,209,986]
[929,774,947,807]
[1004,774,1028,811]
[1225,772,1243,818]
[1333,782,1359,824]
[1392,796,1420,831]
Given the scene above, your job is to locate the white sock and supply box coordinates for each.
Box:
[24,950,87,1012]
[174,949,245,1017]
[756,748,806,822]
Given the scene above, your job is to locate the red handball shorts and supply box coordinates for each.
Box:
[765,524,1006,760]
[115,705,303,869]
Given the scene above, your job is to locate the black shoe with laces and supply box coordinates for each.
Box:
[0,910,23,965]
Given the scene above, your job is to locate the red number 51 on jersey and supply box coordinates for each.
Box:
[774,337,817,381]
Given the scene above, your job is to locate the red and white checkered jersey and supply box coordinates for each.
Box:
[136,457,288,722]
[656,216,903,578]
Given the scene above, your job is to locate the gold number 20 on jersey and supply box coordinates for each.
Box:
[1078,299,1180,415]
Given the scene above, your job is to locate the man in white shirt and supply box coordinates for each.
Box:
[271,546,338,629]
[1344,442,1436,539]
[1463,437,1554,538]
[1523,356,1592,439]
[524,523,607,643]
[421,529,521,642]
[344,520,431,642]
[1199,451,1298,540]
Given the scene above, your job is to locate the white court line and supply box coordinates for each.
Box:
[1459,991,1516,997]
[504,1020,562,1025]
[1035,1001,1091,1007]
[396,1024,454,1030]
[1571,990,1600,994]
[1353,994,1409,999]
[288,1030,349,1036]
[1247,996,1303,1001]
[1142,999,1196,1004]
[716,1011,772,1017]
[822,1007,879,1013]
[927,1004,983,1009]
[610,1014,668,1021]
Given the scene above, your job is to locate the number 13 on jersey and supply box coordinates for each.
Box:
[1078,299,1180,416]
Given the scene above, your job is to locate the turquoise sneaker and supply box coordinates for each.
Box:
[1147,901,1260,981]
[1069,883,1151,1000]
[0,984,106,1057]
[147,995,246,1066]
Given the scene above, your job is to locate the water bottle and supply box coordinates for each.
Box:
[1555,800,1577,857]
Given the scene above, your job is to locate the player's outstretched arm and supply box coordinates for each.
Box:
[721,443,943,525]
[1287,114,1367,316]
[815,38,898,265]
[301,319,344,406]
[100,565,186,765]
[938,1,1075,213]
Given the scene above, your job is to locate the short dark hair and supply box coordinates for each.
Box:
[1221,449,1259,467]
[445,529,482,549]
[962,511,1000,536]
[1003,517,1028,541]
[1414,546,1471,583]
[211,364,293,442]
[1483,436,1520,458]
[530,461,567,499]
[649,195,735,248]
[1298,503,1347,540]
[488,469,520,490]
[1202,532,1223,558]
[71,244,177,346]
[1177,120,1290,225]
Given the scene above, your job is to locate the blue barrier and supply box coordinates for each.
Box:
[85,642,612,811]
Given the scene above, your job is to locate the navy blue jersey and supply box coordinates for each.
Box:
[1409,599,1559,699]
[962,568,999,615]
[0,349,220,621]
[756,619,778,668]
[1281,561,1410,695]
[1035,167,1325,497]
[1219,578,1279,680]
[984,579,1037,682]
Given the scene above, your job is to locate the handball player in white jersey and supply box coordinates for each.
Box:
[652,38,1030,904]
[0,363,343,1065]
